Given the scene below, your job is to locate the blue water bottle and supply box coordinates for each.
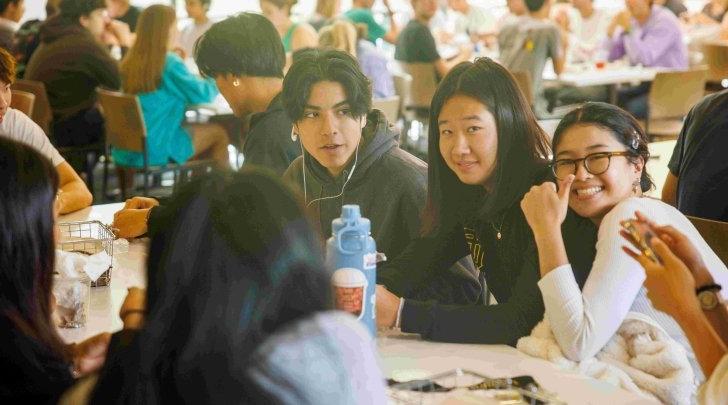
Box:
[327,205,377,336]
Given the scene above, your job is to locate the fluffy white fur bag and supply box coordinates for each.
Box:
[517,312,694,404]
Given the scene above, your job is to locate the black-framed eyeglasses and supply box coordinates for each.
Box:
[551,151,634,180]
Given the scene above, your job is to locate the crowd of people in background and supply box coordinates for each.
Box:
[1,0,728,403]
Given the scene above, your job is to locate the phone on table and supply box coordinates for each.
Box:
[621,219,660,263]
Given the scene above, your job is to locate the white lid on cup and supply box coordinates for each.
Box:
[332,268,367,288]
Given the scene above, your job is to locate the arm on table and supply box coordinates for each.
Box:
[56,162,93,214]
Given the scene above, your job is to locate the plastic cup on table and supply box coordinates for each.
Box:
[52,276,90,328]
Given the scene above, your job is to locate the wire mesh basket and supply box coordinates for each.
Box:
[57,220,114,287]
[387,368,564,405]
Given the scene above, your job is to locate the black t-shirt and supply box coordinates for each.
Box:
[394,20,440,63]
[116,6,142,32]
[668,89,728,221]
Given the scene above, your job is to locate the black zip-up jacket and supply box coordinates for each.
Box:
[378,168,599,345]
[283,109,427,260]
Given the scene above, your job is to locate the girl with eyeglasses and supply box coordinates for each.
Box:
[376,58,600,345]
[521,102,728,375]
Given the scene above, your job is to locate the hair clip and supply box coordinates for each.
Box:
[630,138,640,150]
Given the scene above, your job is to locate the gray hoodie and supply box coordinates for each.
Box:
[283,109,428,260]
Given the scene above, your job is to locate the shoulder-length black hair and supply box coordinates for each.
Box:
[114,169,331,403]
[0,138,64,359]
[424,57,550,234]
[552,102,654,192]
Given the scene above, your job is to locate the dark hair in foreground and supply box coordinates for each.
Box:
[552,102,654,192]
[0,138,64,360]
[194,13,285,79]
[96,169,331,403]
[424,57,550,234]
[282,48,372,122]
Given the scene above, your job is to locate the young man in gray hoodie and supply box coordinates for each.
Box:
[281,49,428,261]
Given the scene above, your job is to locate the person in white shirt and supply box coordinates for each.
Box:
[446,0,497,44]
[0,0,24,49]
[624,216,728,405]
[0,47,92,214]
[557,0,611,63]
[520,102,728,378]
[178,0,214,59]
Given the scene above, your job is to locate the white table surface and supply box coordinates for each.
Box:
[57,203,145,343]
[57,204,655,404]
[544,63,660,88]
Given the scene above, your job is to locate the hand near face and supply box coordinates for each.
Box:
[520,175,574,238]
[105,20,134,48]
[72,333,112,377]
[614,10,632,31]
[622,235,699,317]
[376,285,400,330]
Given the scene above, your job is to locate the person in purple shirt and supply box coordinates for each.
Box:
[605,0,687,119]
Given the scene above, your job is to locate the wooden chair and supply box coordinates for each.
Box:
[511,70,534,107]
[398,62,438,112]
[10,90,35,117]
[396,63,437,152]
[702,42,728,89]
[687,215,728,267]
[643,68,707,140]
[372,96,401,124]
[96,88,213,199]
[11,79,53,135]
[392,72,412,115]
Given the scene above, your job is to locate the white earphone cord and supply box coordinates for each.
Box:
[296,118,363,208]
[305,140,359,208]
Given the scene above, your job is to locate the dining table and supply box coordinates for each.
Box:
[57,203,657,404]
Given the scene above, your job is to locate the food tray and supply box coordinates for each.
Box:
[387,368,563,405]
[57,220,114,287]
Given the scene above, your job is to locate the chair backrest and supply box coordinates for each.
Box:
[372,96,401,123]
[701,42,728,84]
[10,90,35,117]
[11,79,52,134]
[95,88,147,154]
[398,62,438,110]
[511,70,534,106]
[392,72,412,116]
[648,68,707,120]
[687,215,728,267]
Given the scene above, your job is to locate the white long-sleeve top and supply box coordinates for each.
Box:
[538,197,728,364]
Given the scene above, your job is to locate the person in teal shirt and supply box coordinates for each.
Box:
[113,4,229,169]
[344,0,399,43]
[259,0,317,53]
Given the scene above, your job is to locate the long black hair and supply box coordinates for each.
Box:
[0,138,64,359]
[109,169,331,403]
[424,57,550,234]
[552,102,654,192]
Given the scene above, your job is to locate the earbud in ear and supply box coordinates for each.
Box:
[291,128,298,142]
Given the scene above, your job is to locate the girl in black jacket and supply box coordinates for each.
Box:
[377,58,598,345]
